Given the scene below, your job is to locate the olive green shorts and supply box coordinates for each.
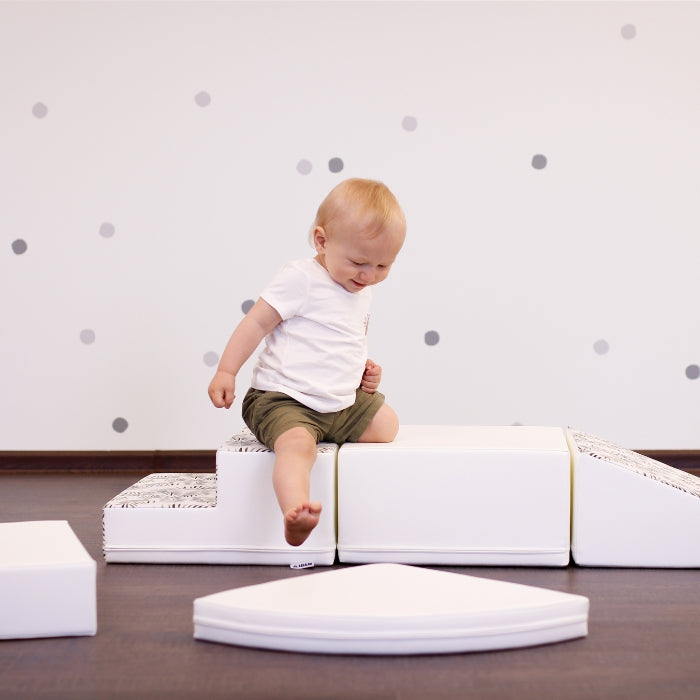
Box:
[242,387,385,449]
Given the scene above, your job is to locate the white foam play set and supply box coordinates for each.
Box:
[2,425,698,652]
[102,425,700,569]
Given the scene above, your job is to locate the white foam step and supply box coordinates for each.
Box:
[103,431,337,565]
[568,428,700,567]
[193,563,589,655]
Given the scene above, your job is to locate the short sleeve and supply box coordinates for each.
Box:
[259,261,310,320]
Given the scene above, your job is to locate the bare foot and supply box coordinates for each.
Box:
[284,501,322,546]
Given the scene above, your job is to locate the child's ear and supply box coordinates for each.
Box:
[312,226,327,252]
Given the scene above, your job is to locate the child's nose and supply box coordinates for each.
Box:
[358,268,376,284]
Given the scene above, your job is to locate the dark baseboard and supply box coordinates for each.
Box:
[0,451,216,473]
[0,449,698,478]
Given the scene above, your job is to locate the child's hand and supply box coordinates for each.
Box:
[360,359,382,394]
[208,371,236,409]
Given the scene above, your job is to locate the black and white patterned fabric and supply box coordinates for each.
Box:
[218,428,336,454]
[104,431,337,510]
[104,473,217,509]
[569,428,700,499]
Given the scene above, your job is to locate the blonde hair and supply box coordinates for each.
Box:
[310,178,405,242]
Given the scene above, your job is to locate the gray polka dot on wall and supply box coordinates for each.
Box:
[32,102,48,119]
[203,351,219,367]
[99,222,115,238]
[112,417,129,434]
[425,330,440,346]
[297,159,313,175]
[241,299,255,314]
[80,329,96,345]
[12,239,28,255]
[328,157,344,173]
[593,339,610,355]
[621,24,637,40]
[686,364,699,380]
[194,91,211,107]
[531,154,547,170]
[402,116,418,132]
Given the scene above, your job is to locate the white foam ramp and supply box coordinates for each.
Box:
[568,428,700,567]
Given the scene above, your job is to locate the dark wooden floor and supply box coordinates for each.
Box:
[1,472,699,700]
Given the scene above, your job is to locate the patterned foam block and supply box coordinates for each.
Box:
[568,428,700,567]
[193,563,589,654]
[103,430,337,565]
[337,425,572,566]
[1,521,97,639]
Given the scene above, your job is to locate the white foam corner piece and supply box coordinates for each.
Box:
[0,521,97,639]
[567,428,700,567]
[103,430,337,566]
[193,563,589,655]
[337,426,571,566]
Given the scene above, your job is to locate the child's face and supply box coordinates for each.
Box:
[313,212,404,293]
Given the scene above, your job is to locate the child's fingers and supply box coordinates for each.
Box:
[209,385,235,409]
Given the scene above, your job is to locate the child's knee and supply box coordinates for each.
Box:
[274,426,318,457]
[377,407,400,442]
[359,404,399,443]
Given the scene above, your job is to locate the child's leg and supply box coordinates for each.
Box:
[272,426,322,546]
[357,403,399,443]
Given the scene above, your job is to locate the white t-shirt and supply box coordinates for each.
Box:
[251,258,372,413]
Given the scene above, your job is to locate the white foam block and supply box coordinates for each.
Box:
[568,428,700,567]
[103,431,337,565]
[193,563,589,654]
[0,521,97,639]
[337,425,571,566]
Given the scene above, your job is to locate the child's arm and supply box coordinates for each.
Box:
[208,299,282,409]
[360,359,382,394]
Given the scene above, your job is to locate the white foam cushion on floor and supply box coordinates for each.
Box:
[568,428,700,567]
[103,431,337,565]
[337,425,571,566]
[0,521,97,639]
[193,563,589,655]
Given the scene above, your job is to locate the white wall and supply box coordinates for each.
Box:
[2,1,698,450]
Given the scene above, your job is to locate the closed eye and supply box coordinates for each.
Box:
[352,260,389,269]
